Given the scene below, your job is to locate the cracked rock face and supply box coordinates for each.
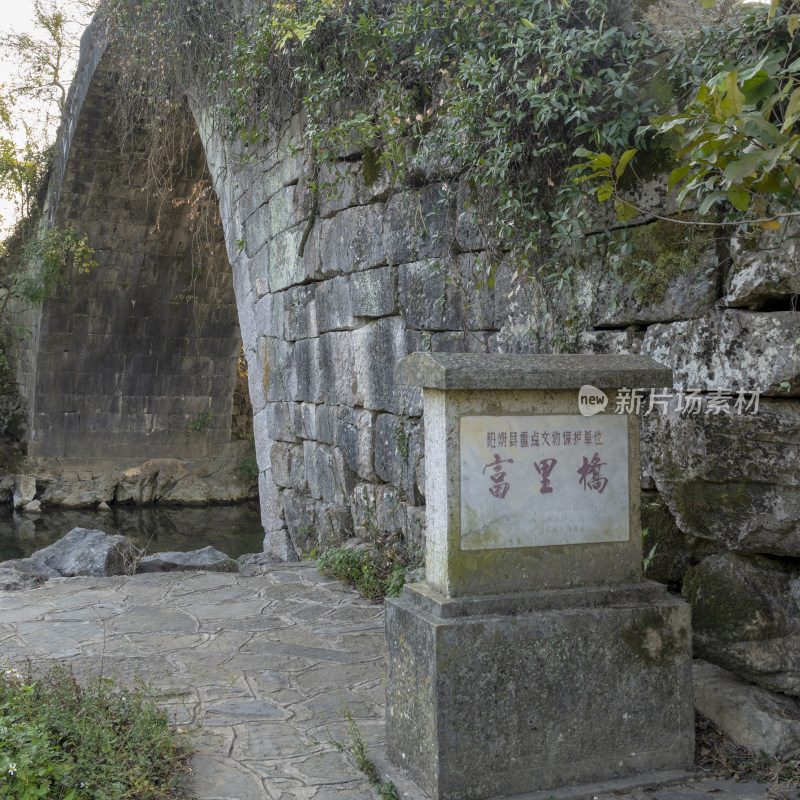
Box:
[642,399,800,557]
[684,553,800,697]
[640,310,800,396]
[725,231,800,310]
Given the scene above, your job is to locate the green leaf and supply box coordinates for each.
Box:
[596,185,614,202]
[783,86,800,131]
[592,152,613,170]
[615,148,637,179]
[789,14,799,35]
[741,74,777,107]
[738,58,770,82]
[650,115,690,134]
[751,171,783,194]
[719,71,745,118]
[698,191,726,215]
[726,184,751,211]
[667,163,690,194]
[743,114,789,146]
[614,198,638,222]
[769,0,780,18]
[723,149,777,182]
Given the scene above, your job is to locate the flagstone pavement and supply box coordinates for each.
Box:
[0,563,778,800]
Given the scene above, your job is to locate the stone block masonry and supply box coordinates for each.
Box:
[13,10,800,757]
[8,45,250,500]
[386,584,694,799]
[384,353,693,798]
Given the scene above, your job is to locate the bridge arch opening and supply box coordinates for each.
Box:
[18,52,252,498]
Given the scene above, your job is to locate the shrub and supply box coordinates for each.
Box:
[311,544,416,601]
[0,664,189,800]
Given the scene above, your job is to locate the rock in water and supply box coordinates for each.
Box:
[28,528,139,578]
[12,475,36,509]
[138,546,237,573]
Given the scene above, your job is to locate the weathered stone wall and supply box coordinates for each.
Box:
[195,102,800,700]
[15,7,800,708]
[3,24,256,507]
[33,59,240,465]
[3,18,107,418]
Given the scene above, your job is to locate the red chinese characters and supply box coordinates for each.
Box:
[534,458,558,494]
[483,453,514,499]
[577,452,608,494]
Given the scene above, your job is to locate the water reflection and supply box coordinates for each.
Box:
[0,501,265,562]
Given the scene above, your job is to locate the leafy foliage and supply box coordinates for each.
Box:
[95,0,800,344]
[228,0,660,268]
[0,663,189,800]
[0,139,51,222]
[99,0,667,346]
[576,0,800,231]
[0,0,95,227]
[12,226,96,305]
[310,543,417,601]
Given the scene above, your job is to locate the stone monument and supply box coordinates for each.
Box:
[385,353,694,800]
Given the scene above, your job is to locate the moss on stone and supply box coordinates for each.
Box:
[615,216,712,306]
[682,561,759,637]
[621,607,687,665]
[646,72,678,109]
[616,136,679,191]
[682,553,787,640]
[673,481,753,541]
[362,146,379,187]
[633,0,660,16]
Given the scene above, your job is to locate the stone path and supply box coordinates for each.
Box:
[0,564,780,800]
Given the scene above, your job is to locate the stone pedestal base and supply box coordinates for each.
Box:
[385,581,694,800]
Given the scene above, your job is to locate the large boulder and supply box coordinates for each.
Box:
[13,475,36,509]
[138,546,237,573]
[27,528,140,578]
[683,552,800,697]
[40,475,118,508]
[725,227,800,310]
[693,659,800,759]
[640,309,800,395]
[642,399,800,556]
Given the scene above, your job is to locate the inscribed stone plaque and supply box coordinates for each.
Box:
[460,414,629,550]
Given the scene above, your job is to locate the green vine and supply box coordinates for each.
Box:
[11,226,96,305]
[96,0,792,344]
[575,0,800,232]
[0,223,96,374]
[97,0,671,340]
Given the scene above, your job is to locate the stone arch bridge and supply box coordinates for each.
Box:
[7,10,800,647]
